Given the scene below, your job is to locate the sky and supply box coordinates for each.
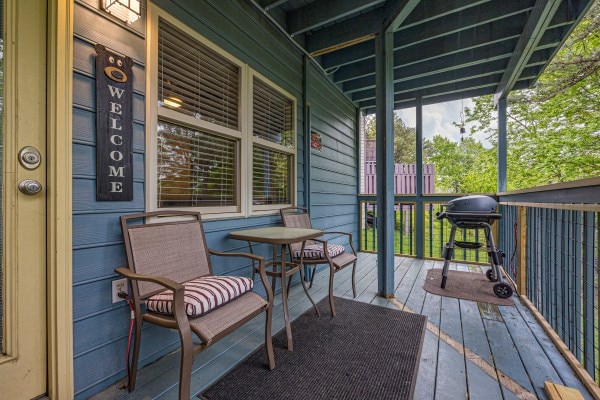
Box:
[395,98,496,148]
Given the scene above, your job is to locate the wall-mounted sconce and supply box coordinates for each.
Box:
[102,0,141,24]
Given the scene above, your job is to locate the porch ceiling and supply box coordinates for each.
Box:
[252,0,594,113]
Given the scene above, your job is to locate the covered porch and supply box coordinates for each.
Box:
[93,252,594,399]
[66,0,600,399]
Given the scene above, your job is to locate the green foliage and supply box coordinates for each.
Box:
[363,3,599,193]
[464,2,600,190]
[364,113,416,163]
[423,136,496,193]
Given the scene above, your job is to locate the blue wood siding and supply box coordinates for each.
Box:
[72,1,356,398]
[307,63,359,243]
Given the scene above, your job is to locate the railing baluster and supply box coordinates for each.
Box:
[575,210,583,362]
[555,209,561,332]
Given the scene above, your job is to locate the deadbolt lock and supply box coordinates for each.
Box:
[19,146,41,170]
[18,179,43,195]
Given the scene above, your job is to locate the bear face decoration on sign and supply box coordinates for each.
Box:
[94,44,134,201]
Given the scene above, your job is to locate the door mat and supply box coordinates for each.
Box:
[202,297,427,400]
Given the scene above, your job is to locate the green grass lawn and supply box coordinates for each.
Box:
[360,205,490,263]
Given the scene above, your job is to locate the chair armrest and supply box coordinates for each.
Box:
[320,231,357,255]
[207,250,273,304]
[115,267,183,292]
[322,231,351,237]
[114,267,191,333]
[208,249,263,263]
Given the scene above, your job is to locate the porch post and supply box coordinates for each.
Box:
[497,97,507,192]
[375,30,395,297]
[415,97,424,258]
[302,55,311,209]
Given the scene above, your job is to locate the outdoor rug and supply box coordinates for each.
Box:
[423,268,514,306]
[202,296,427,400]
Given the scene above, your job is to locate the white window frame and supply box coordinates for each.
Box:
[146,5,296,219]
[248,70,297,216]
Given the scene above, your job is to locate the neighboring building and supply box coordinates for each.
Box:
[362,139,435,194]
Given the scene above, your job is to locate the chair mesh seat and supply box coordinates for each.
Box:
[293,243,345,259]
[189,292,268,343]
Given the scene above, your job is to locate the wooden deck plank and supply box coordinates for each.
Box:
[500,304,564,399]
[440,296,462,341]
[465,358,504,400]
[483,318,536,398]
[405,259,434,314]
[436,295,468,399]
[512,298,594,399]
[460,300,495,365]
[435,339,468,400]
[479,302,504,322]
[393,258,425,309]
[94,255,597,400]
[413,330,440,399]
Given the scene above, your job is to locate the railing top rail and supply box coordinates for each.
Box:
[500,201,600,212]
[497,176,600,196]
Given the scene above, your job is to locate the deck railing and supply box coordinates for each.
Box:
[497,186,600,384]
[358,196,492,263]
[359,179,600,388]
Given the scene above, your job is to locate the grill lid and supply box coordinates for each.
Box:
[446,195,497,214]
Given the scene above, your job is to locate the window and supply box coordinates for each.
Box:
[148,8,296,217]
[156,121,237,208]
[251,76,295,208]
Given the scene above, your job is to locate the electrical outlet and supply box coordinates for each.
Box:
[112,278,129,303]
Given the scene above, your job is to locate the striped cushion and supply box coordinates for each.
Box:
[146,276,253,318]
[293,243,345,259]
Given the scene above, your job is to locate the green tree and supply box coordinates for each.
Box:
[423,135,496,193]
[464,2,600,190]
[364,113,416,163]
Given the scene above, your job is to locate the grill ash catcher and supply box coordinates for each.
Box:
[436,195,514,299]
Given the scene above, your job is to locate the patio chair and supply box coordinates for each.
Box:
[115,211,275,400]
[280,207,357,316]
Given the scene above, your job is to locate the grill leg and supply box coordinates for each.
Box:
[483,224,504,284]
[441,225,457,289]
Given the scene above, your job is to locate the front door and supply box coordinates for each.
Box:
[0,0,48,398]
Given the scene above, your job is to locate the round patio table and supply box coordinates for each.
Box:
[229,226,323,352]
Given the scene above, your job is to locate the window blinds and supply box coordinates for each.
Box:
[158,18,240,130]
[157,121,237,208]
[252,146,291,205]
[252,77,294,148]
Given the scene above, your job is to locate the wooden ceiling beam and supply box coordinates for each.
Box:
[320,1,533,70]
[360,80,531,112]
[353,73,506,102]
[306,8,384,55]
[343,58,511,94]
[382,0,421,32]
[256,0,289,12]
[287,0,385,37]
[493,0,562,103]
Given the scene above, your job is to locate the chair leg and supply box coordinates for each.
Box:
[351,261,357,298]
[178,328,194,400]
[265,305,275,370]
[286,274,293,298]
[328,264,336,317]
[128,318,143,392]
[309,267,317,288]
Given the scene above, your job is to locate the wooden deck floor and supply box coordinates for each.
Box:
[94,253,594,400]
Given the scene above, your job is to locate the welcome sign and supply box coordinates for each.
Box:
[95,44,133,201]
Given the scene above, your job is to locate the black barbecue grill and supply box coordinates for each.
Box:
[436,195,513,299]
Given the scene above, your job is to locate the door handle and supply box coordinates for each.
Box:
[18,179,43,195]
